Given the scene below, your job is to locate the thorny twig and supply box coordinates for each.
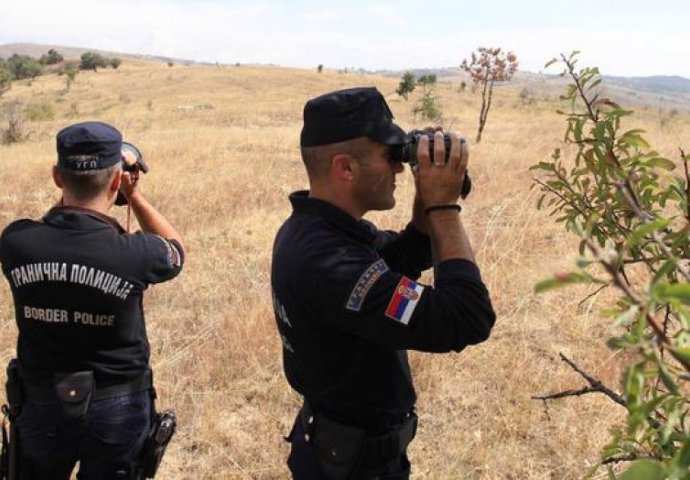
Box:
[532,354,664,430]
[654,306,674,392]
[531,353,626,407]
[577,283,610,307]
[561,54,597,122]
[601,454,660,465]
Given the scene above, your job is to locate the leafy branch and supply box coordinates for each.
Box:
[532,52,690,480]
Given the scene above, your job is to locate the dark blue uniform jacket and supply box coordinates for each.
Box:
[271,191,495,430]
[0,206,184,387]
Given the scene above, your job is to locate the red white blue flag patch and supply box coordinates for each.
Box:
[385,277,424,325]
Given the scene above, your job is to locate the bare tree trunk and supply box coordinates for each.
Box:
[477,74,495,143]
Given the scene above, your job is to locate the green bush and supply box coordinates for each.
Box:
[39,49,63,65]
[7,54,42,80]
[396,72,416,100]
[0,63,13,97]
[80,52,109,72]
[532,51,690,479]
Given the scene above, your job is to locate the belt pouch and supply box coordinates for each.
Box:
[397,412,418,453]
[53,371,94,420]
[311,414,367,480]
[5,360,24,414]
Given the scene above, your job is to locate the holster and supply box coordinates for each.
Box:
[300,403,366,480]
[139,388,176,479]
[296,402,417,480]
[2,359,24,480]
[53,371,94,420]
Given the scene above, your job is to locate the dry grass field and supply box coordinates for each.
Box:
[0,58,689,479]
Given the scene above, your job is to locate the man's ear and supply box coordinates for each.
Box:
[52,165,64,189]
[331,153,357,182]
[109,169,122,196]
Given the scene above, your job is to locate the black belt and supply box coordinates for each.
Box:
[300,401,417,465]
[23,370,152,405]
[361,412,417,465]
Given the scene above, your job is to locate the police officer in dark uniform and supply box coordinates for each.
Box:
[0,121,185,479]
[271,87,496,479]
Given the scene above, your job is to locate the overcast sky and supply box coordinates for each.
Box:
[1,0,688,77]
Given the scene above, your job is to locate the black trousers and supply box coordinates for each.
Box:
[15,390,151,480]
[286,414,411,480]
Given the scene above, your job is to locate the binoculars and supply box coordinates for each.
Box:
[115,142,149,206]
[392,130,472,199]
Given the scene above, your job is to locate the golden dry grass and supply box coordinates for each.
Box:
[1,60,689,479]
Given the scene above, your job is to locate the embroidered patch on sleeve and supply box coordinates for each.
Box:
[385,277,425,325]
[345,259,389,312]
[169,243,182,267]
[156,235,182,267]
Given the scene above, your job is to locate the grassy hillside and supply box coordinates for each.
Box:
[0,60,689,479]
[0,42,201,66]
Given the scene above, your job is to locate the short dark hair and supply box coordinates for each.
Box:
[57,163,121,200]
[301,137,374,179]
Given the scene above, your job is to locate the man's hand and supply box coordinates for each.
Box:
[122,149,138,169]
[119,170,140,202]
[414,131,469,208]
[119,170,185,251]
[411,130,475,264]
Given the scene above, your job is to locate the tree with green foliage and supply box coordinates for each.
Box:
[417,74,437,86]
[7,54,43,80]
[461,47,518,143]
[414,92,442,123]
[40,49,63,65]
[413,74,442,123]
[61,61,79,91]
[531,51,690,480]
[396,71,416,100]
[110,57,122,69]
[80,52,109,72]
[0,57,13,97]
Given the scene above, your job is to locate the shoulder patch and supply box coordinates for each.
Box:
[156,235,182,267]
[385,277,424,325]
[345,259,389,312]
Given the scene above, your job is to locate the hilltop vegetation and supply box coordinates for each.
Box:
[0,58,689,478]
[0,47,123,99]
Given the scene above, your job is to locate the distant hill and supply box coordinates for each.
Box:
[603,75,690,94]
[2,42,690,111]
[375,66,690,94]
[0,42,207,66]
[373,67,690,111]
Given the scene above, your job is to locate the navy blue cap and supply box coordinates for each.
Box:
[56,121,122,170]
[300,87,407,147]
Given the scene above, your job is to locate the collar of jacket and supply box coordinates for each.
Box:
[289,190,378,244]
[43,206,126,234]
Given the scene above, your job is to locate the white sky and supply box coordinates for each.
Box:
[1,0,688,77]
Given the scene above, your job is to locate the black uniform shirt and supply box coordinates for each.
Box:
[271,191,495,430]
[0,206,184,386]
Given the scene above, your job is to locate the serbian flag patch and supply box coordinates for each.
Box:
[385,277,425,325]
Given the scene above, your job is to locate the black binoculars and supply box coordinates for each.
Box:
[392,130,472,199]
[115,142,149,206]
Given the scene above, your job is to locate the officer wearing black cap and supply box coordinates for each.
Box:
[271,87,496,479]
[0,121,185,479]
